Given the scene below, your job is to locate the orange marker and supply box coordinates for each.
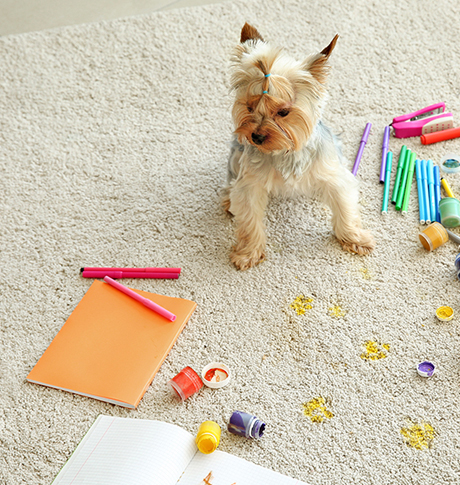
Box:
[421,126,460,145]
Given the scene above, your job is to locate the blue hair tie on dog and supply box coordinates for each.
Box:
[265,73,271,77]
[263,90,268,94]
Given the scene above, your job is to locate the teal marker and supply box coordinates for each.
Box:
[401,152,416,214]
[391,145,407,205]
[381,151,393,214]
[396,148,412,211]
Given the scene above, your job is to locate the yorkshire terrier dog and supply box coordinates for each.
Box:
[222,23,375,270]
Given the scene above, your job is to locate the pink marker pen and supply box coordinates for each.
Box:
[103,276,176,322]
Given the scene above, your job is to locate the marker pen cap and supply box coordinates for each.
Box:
[168,366,203,401]
[439,197,460,227]
[196,421,221,454]
[418,222,448,251]
[228,411,265,439]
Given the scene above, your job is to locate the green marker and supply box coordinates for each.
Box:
[395,148,412,210]
[401,152,416,214]
[381,151,393,214]
[391,145,407,205]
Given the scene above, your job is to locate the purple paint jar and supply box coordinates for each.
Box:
[227,411,265,439]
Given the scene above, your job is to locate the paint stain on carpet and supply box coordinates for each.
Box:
[290,295,314,315]
[329,305,346,318]
[401,420,436,449]
[359,267,373,280]
[302,397,334,423]
[360,341,390,360]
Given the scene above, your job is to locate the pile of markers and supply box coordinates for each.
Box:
[381,144,455,224]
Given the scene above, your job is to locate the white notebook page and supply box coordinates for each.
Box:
[177,450,307,485]
[52,416,198,485]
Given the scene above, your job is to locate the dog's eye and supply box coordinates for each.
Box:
[247,106,253,113]
[277,109,290,117]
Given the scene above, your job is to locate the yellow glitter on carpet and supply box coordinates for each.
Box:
[290,295,314,315]
[359,268,372,280]
[401,420,435,449]
[302,397,334,423]
[360,340,390,360]
[329,305,346,318]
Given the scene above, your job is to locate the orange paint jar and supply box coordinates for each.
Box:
[419,222,448,251]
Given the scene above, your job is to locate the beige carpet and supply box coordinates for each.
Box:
[1,0,460,483]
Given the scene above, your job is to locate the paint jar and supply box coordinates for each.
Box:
[168,366,203,401]
[436,306,454,322]
[227,411,265,439]
[419,222,448,251]
[417,361,436,377]
[439,197,460,227]
[196,420,221,454]
[455,253,460,272]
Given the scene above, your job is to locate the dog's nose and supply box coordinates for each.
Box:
[251,133,266,145]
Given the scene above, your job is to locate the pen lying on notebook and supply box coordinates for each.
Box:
[81,267,181,279]
[103,276,176,321]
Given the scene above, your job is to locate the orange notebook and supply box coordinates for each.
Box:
[27,280,197,408]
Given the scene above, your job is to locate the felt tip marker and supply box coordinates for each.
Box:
[415,159,426,224]
[103,276,176,321]
[434,166,441,223]
[396,149,412,211]
[427,160,436,224]
[381,151,393,214]
[422,160,431,223]
[352,122,371,176]
[401,152,416,215]
[82,270,180,279]
[441,177,455,198]
[380,126,391,184]
[391,145,407,205]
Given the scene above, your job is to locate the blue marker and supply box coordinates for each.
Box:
[427,160,436,224]
[415,159,426,224]
[434,165,441,223]
[422,160,431,223]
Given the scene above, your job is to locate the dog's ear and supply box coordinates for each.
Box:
[241,23,264,43]
[302,34,339,83]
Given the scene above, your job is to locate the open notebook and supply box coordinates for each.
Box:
[27,280,196,408]
[52,416,307,484]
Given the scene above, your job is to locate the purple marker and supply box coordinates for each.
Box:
[352,122,372,176]
[379,125,390,183]
[227,411,265,439]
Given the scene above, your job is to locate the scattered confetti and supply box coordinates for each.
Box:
[401,420,436,449]
[290,295,314,315]
[359,267,372,280]
[329,305,346,318]
[302,397,334,423]
[360,340,390,360]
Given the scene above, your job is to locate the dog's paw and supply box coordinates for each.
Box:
[339,230,375,256]
[230,248,265,270]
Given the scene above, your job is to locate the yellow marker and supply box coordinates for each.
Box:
[196,421,221,454]
[441,177,455,198]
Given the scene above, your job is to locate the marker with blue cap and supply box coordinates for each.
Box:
[422,160,431,223]
[434,165,441,222]
[415,159,426,224]
[427,160,436,224]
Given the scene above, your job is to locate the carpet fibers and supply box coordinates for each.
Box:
[1,0,460,483]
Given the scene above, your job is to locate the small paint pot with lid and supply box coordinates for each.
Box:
[439,197,460,227]
[196,420,221,454]
[417,361,436,377]
[227,411,265,439]
[419,222,449,251]
[436,305,454,322]
[168,366,203,401]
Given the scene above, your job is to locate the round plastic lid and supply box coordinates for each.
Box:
[201,362,231,389]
